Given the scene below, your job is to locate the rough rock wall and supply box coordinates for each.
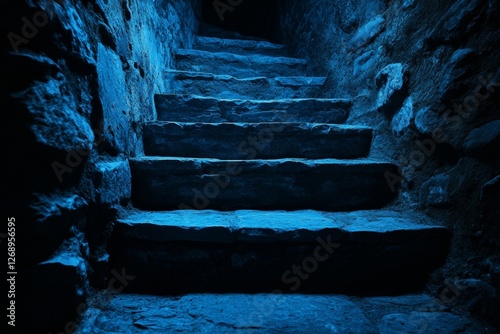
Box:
[1,0,198,331]
[278,0,500,326]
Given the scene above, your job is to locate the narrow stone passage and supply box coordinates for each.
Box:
[78,25,492,333]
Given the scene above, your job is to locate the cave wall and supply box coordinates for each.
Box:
[277,0,500,325]
[1,0,198,331]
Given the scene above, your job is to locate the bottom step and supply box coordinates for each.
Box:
[109,210,450,295]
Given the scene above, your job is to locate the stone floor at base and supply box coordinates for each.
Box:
[76,293,494,333]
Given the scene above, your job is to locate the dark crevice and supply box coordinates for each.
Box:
[200,0,280,41]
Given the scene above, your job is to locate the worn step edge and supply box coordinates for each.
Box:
[176,49,306,66]
[130,156,396,168]
[164,70,327,86]
[115,209,449,244]
[196,36,286,51]
[154,94,351,123]
[155,94,351,106]
[143,121,371,132]
[142,122,372,159]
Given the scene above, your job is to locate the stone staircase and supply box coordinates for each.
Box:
[109,32,450,296]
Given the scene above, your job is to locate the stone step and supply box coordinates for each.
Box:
[155,94,350,123]
[164,70,327,99]
[175,49,307,78]
[195,36,288,57]
[109,209,450,294]
[143,122,372,159]
[130,157,400,211]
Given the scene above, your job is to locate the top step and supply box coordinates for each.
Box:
[175,49,307,78]
[195,36,288,57]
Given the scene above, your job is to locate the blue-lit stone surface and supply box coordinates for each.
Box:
[5,0,499,331]
[75,293,486,333]
[109,209,449,294]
